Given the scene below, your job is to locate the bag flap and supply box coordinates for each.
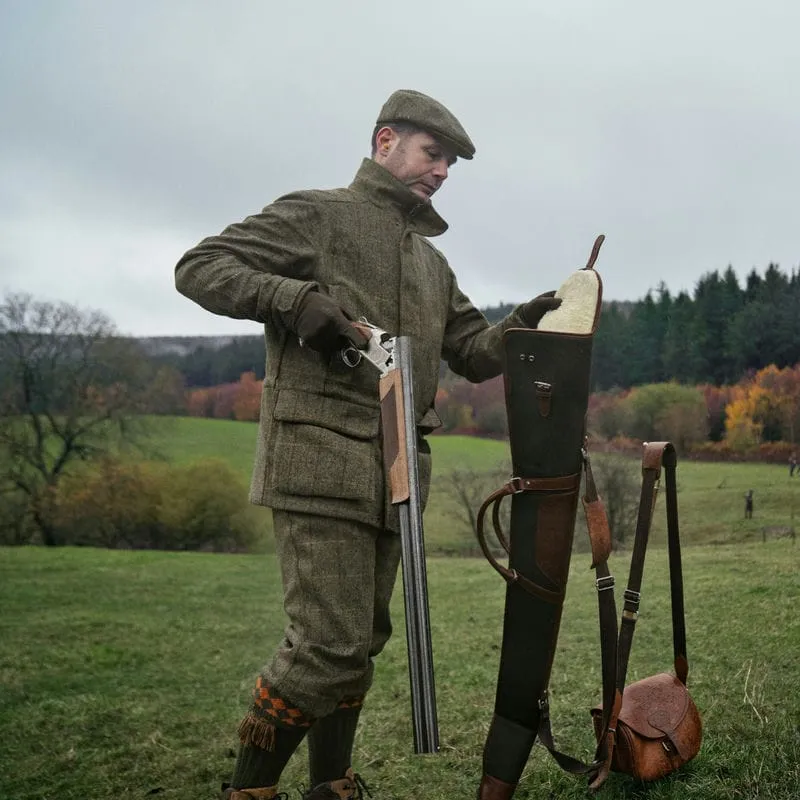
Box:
[617,673,690,739]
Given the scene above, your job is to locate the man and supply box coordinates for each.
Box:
[175,89,559,799]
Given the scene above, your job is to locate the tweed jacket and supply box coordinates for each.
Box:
[175,158,528,530]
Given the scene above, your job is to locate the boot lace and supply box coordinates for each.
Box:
[351,772,373,799]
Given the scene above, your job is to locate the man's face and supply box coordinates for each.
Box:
[377,129,457,202]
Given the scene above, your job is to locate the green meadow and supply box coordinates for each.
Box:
[2,417,799,799]
[152,416,800,554]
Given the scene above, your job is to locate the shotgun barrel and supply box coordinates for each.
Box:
[379,336,439,754]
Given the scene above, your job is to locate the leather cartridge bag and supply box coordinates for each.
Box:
[589,442,702,783]
[476,236,609,800]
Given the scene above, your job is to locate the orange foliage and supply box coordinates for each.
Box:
[233,372,262,421]
[724,364,800,448]
[185,372,262,421]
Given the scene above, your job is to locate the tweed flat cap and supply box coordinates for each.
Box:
[376,89,475,160]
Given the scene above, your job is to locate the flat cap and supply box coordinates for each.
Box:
[376,89,475,160]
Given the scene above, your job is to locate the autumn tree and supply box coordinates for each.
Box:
[233,371,262,421]
[725,365,800,449]
[0,293,165,545]
[724,383,767,451]
[699,383,733,442]
[587,390,630,440]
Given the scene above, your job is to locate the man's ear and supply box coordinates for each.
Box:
[374,126,396,157]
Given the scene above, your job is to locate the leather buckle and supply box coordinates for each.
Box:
[622,588,641,620]
[623,588,641,609]
[534,381,552,418]
[596,575,615,592]
[509,477,525,494]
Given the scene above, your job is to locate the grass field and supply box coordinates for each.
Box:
[151,417,800,554]
[1,541,797,799]
[2,418,799,799]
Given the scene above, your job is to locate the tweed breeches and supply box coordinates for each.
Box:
[261,510,402,720]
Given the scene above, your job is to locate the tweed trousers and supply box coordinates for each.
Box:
[262,509,403,719]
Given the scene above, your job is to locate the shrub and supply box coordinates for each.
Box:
[157,459,263,551]
[588,390,630,439]
[621,383,708,450]
[53,458,264,551]
[688,440,796,464]
[0,485,36,545]
[55,459,162,548]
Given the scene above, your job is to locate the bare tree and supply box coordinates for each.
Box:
[440,462,512,552]
[0,293,162,545]
[588,454,641,547]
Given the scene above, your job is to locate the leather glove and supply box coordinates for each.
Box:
[294,291,369,355]
[521,290,562,328]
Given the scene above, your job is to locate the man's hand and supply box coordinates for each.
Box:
[521,291,562,328]
[294,291,369,355]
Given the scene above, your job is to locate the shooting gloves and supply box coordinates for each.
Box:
[293,290,369,356]
[521,291,562,328]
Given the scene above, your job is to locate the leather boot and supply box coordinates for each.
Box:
[477,773,517,800]
[303,768,372,799]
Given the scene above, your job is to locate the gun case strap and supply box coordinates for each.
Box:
[475,449,620,775]
[481,443,690,784]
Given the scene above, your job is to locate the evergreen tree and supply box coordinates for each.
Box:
[744,268,762,302]
[690,269,744,384]
[662,291,701,383]
[625,291,667,385]
[591,302,630,390]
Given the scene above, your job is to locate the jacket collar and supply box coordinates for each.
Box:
[349,158,448,237]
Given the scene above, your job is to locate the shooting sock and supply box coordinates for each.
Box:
[307,697,364,786]
[231,678,313,789]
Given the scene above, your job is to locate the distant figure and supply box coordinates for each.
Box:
[790,453,797,477]
[744,489,754,519]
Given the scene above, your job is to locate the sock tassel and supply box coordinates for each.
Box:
[238,712,276,752]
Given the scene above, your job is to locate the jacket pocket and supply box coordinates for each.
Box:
[270,390,379,501]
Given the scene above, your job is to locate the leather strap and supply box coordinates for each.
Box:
[617,442,689,688]
[597,442,690,782]
[478,442,690,788]
[475,450,620,777]
[584,234,605,271]
[475,474,581,605]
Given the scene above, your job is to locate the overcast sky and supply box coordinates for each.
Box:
[1,1,798,336]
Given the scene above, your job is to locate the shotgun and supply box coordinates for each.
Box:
[343,324,440,754]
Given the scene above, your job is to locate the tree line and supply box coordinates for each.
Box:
[4,262,800,548]
[590,264,800,390]
[150,262,800,393]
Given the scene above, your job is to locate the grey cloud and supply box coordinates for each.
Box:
[2,0,799,334]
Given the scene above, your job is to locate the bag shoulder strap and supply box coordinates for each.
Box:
[617,441,689,688]
[590,442,690,788]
